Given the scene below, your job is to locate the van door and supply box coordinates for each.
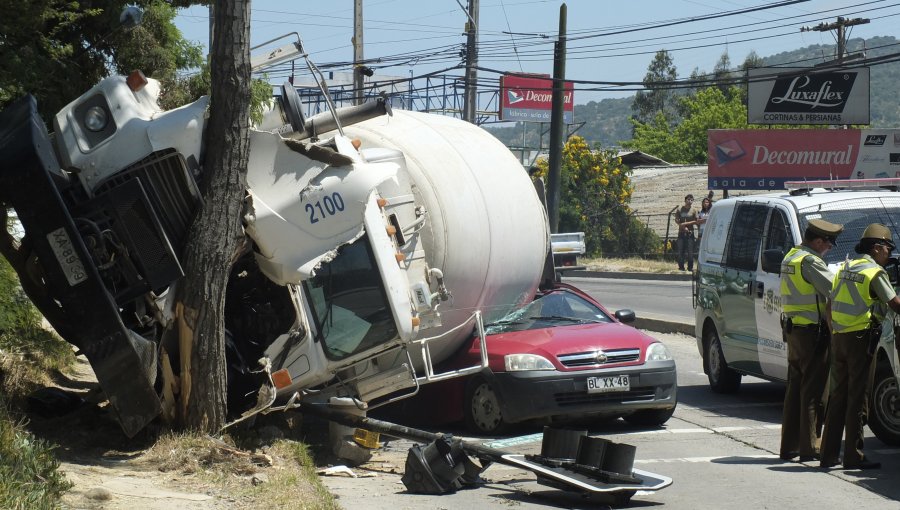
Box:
[720,202,768,373]
[754,206,795,381]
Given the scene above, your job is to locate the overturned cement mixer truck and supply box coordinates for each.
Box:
[0,65,551,436]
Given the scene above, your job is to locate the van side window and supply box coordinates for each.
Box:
[724,203,768,270]
[764,209,792,256]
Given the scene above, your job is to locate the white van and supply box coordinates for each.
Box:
[694,179,900,445]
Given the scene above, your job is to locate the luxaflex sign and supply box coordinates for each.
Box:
[499,74,574,123]
[747,67,870,125]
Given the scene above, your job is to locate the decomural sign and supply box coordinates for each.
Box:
[708,129,900,190]
[500,74,574,123]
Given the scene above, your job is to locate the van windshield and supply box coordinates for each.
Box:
[799,196,900,265]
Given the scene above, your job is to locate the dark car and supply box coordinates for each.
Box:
[382,283,678,434]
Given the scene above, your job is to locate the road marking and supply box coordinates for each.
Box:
[634,454,773,464]
[630,425,781,435]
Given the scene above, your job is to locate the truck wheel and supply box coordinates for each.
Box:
[623,406,675,426]
[869,361,900,446]
[705,327,741,393]
[464,375,508,435]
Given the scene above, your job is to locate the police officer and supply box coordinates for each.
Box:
[820,223,900,470]
[779,219,843,462]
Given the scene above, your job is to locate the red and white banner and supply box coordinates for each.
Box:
[708,129,900,190]
[499,74,574,123]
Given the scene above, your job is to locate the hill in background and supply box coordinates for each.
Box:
[486,35,900,150]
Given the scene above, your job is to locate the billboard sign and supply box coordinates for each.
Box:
[747,67,870,125]
[708,129,900,190]
[500,74,574,123]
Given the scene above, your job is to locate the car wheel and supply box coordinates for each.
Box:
[464,375,508,435]
[705,327,741,393]
[623,406,676,426]
[869,361,900,446]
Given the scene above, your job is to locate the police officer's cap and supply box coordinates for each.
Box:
[860,223,895,249]
[806,219,843,240]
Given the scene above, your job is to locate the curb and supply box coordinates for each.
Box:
[633,316,695,336]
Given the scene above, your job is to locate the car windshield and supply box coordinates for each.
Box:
[485,289,612,334]
[798,196,900,264]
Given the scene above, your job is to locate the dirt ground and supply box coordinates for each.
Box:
[23,356,335,510]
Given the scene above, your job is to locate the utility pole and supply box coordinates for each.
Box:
[353,0,365,105]
[801,16,869,61]
[547,3,567,233]
[463,0,479,123]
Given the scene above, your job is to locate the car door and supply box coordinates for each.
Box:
[719,202,768,374]
[754,205,795,381]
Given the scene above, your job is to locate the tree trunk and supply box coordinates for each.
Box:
[172,0,252,432]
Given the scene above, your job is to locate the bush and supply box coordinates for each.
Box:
[0,396,72,510]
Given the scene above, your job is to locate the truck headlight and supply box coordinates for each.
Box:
[646,342,672,361]
[84,105,108,132]
[505,353,554,371]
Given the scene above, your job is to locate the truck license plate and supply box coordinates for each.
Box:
[587,374,629,393]
[47,227,88,286]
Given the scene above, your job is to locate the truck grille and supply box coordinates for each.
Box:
[558,348,641,367]
[94,149,200,252]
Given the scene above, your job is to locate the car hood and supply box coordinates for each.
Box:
[483,321,656,358]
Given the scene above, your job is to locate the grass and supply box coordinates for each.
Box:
[144,432,339,509]
[580,256,683,274]
[0,396,73,510]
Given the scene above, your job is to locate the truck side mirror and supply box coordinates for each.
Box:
[761,248,784,274]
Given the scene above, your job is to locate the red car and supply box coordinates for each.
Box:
[382,283,678,434]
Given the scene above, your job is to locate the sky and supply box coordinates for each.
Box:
[173,0,899,106]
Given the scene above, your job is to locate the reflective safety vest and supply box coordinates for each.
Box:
[780,247,824,325]
[830,257,885,333]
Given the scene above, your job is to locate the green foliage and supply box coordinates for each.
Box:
[625,86,748,164]
[632,50,679,126]
[0,0,203,121]
[534,136,660,256]
[0,396,73,510]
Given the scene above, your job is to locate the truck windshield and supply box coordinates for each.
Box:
[303,234,398,361]
[799,196,900,265]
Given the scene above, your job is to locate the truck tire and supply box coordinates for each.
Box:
[705,327,741,393]
[869,360,900,446]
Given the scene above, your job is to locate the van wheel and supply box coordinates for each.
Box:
[705,327,741,393]
[869,361,900,446]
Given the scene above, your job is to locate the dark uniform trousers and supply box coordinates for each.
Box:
[819,330,875,467]
[780,324,828,457]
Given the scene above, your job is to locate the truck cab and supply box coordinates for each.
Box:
[694,179,900,445]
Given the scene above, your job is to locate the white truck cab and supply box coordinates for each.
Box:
[694,179,900,445]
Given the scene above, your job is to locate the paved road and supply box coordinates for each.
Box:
[564,275,694,324]
[320,330,900,509]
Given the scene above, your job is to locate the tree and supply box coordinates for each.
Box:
[712,51,734,97]
[532,136,659,257]
[0,0,202,121]
[625,86,748,164]
[631,50,679,126]
[166,0,252,432]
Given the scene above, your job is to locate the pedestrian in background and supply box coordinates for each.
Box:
[675,194,698,272]
[778,219,843,463]
[697,196,713,243]
[821,223,900,470]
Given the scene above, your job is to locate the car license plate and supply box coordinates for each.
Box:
[47,227,88,286]
[587,374,629,393]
